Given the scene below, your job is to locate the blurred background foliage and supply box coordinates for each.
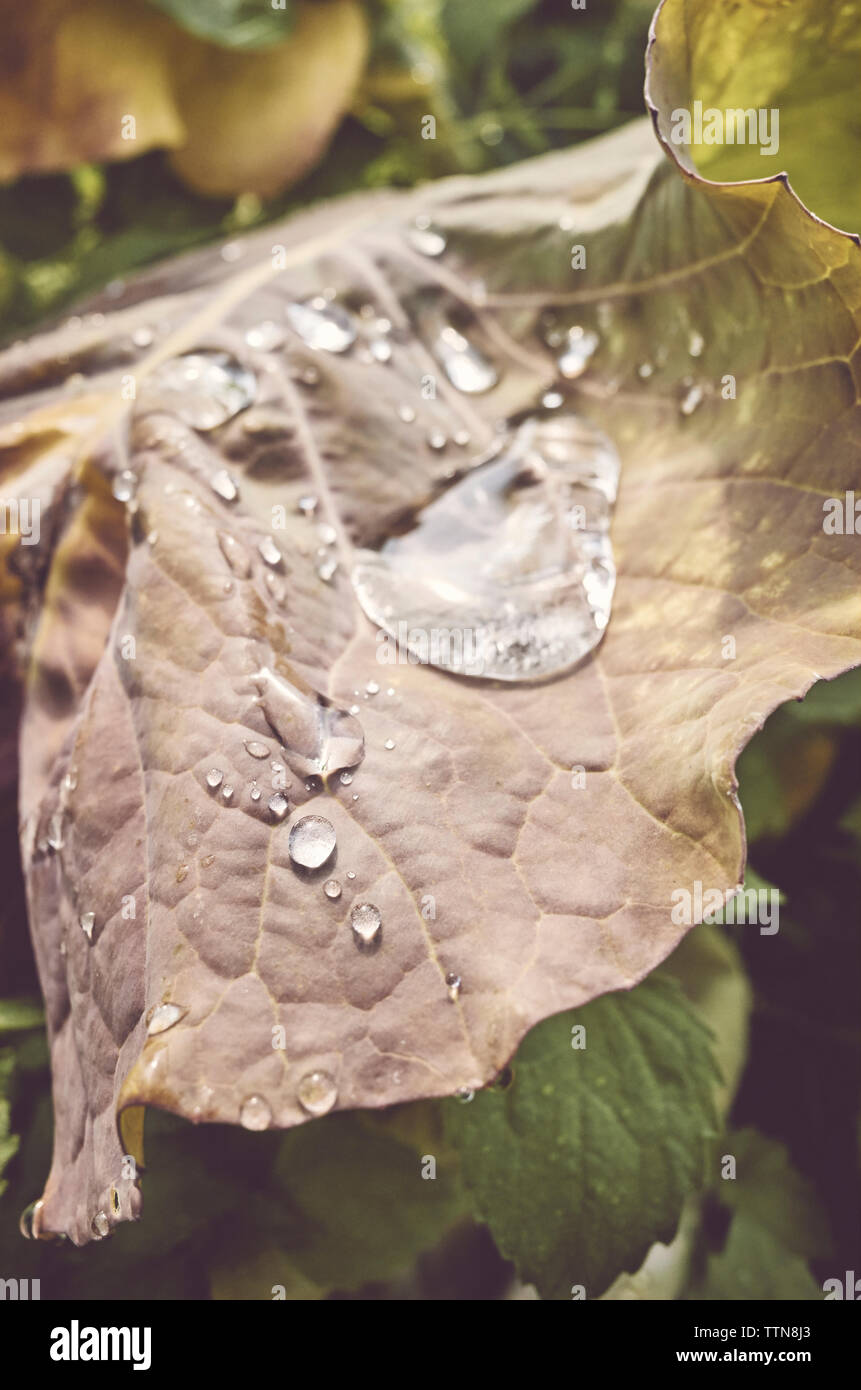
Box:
[0,0,858,1300]
[0,0,656,338]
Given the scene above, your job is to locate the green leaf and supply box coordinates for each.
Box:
[0,998,45,1035]
[144,0,293,50]
[441,0,539,70]
[0,1048,20,1195]
[269,1109,468,1291]
[718,1129,831,1261]
[786,668,861,727]
[648,0,861,234]
[444,976,720,1299]
[687,1129,830,1300]
[692,1213,823,1301]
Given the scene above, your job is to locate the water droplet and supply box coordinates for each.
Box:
[317,557,338,583]
[245,740,269,759]
[339,771,354,786]
[397,404,416,423]
[258,536,282,567]
[365,680,379,696]
[221,241,243,263]
[434,325,498,394]
[246,321,286,352]
[680,384,704,415]
[297,1070,338,1117]
[316,522,337,547]
[384,738,396,750]
[323,878,342,900]
[346,870,356,881]
[142,352,256,429]
[557,327,599,379]
[298,494,318,515]
[240,1094,272,1131]
[269,793,289,821]
[454,1086,475,1104]
[250,785,262,802]
[637,362,654,379]
[63,770,77,792]
[428,429,447,450]
[217,531,251,577]
[542,390,564,409]
[112,469,138,503]
[211,469,239,502]
[351,902,382,946]
[408,216,447,257]
[46,813,64,852]
[221,784,234,802]
[446,972,462,1002]
[369,337,392,363]
[688,330,705,358]
[80,912,95,940]
[352,414,619,682]
[132,326,154,348]
[286,298,357,353]
[206,768,223,789]
[147,1002,186,1035]
[288,814,336,869]
[176,864,188,883]
[91,1210,111,1239]
[19,1199,44,1239]
[265,571,286,603]
[453,429,471,447]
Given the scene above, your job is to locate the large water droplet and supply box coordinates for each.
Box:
[351,902,381,946]
[557,327,599,379]
[288,815,336,870]
[352,414,619,682]
[206,768,224,789]
[434,325,498,394]
[240,1094,272,1131]
[142,352,256,429]
[91,1210,111,1239]
[286,298,357,353]
[244,740,269,759]
[323,878,342,900]
[253,666,364,778]
[147,1002,186,1035]
[297,1070,338,1117]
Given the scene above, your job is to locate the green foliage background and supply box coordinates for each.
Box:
[0,0,858,1300]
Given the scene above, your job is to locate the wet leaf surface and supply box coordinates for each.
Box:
[1,0,860,1242]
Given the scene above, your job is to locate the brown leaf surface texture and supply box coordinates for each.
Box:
[1,86,859,1240]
